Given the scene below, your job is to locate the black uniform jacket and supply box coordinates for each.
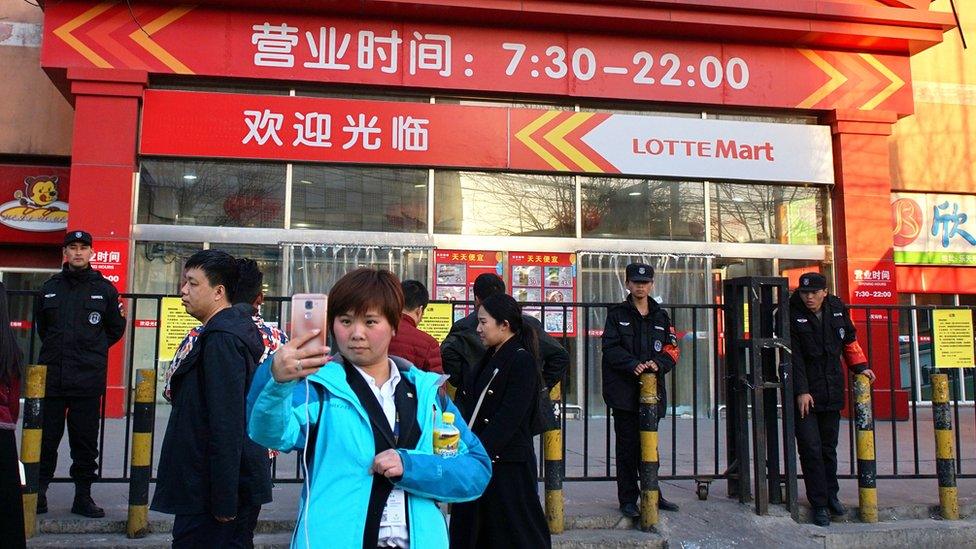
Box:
[441,311,569,392]
[151,303,272,517]
[789,292,868,412]
[37,264,125,397]
[601,295,679,414]
[454,336,540,463]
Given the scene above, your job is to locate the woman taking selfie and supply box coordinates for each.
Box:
[449,293,551,548]
[248,268,490,549]
[0,281,25,548]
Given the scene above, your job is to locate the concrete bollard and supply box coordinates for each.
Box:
[543,382,564,534]
[20,365,46,539]
[638,372,659,531]
[853,373,877,523]
[931,373,959,520]
[127,369,156,538]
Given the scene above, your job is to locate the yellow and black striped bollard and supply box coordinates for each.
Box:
[544,382,564,534]
[127,369,156,538]
[931,373,959,520]
[853,373,877,523]
[20,365,46,539]
[638,372,659,531]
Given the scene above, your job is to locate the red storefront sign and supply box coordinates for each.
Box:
[509,252,577,337]
[847,261,898,323]
[432,249,502,320]
[89,239,128,292]
[44,3,913,114]
[141,91,834,183]
[141,91,508,168]
[0,165,70,245]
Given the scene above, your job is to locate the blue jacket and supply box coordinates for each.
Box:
[248,355,491,548]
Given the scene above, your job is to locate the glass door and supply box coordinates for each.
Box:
[1,269,60,364]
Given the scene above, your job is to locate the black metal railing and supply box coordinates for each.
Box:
[8,291,973,486]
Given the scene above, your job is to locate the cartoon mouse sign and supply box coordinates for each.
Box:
[0,173,69,232]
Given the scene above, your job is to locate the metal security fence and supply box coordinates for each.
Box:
[8,291,974,487]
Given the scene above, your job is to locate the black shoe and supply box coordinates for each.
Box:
[620,502,640,518]
[71,495,105,518]
[658,496,680,512]
[813,507,830,527]
[827,497,847,517]
[36,492,47,514]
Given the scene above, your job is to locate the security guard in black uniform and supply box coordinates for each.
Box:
[601,263,681,518]
[36,230,125,517]
[789,272,875,527]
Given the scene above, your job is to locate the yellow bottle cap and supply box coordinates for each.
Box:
[442,412,455,424]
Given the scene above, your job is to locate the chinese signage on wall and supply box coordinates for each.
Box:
[158,297,201,362]
[932,309,975,369]
[44,3,913,114]
[141,91,834,183]
[509,252,577,336]
[88,239,128,291]
[892,192,976,266]
[432,250,503,320]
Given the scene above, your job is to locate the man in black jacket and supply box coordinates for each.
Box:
[441,273,569,393]
[601,263,680,517]
[37,230,125,517]
[789,272,874,527]
[151,250,271,547]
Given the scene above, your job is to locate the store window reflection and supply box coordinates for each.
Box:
[710,183,827,244]
[434,171,575,237]
[580,178,705,240]
[130,241,203,391]
[138,159,285,228]
[291,165,428,232]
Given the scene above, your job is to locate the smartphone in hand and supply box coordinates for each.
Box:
[290,294,328,350]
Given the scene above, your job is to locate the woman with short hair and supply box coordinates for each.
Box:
[248,268,491,549]
[449,293,551,548]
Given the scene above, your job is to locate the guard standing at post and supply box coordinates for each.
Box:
[601,263,681,518]
[789,272,875,527]
[36,230,125,517]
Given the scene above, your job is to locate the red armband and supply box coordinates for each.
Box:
[663,344,680,363]
[843,340,867,366]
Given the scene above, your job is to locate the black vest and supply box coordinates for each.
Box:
[342,361,421,549]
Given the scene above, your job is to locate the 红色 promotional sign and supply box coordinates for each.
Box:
[141,91,835,184]
[43,2,913,114]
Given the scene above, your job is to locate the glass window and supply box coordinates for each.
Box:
[217,244,284,298]
[580,177,705,240]
[291,165,428,232]
[131,241,203,294]
[138,159,286,228]
[710,183,828,245]
[287,244,429,294]
[434,171,575,237]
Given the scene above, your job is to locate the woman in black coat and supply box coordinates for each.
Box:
[449,293,551,549]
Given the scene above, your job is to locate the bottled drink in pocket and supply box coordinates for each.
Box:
[433,412,460,457]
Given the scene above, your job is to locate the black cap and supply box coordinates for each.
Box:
[64,230,93,247]
[798,272,827,291]
[626,263,654,282]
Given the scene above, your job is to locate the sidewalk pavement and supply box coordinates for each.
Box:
[28,477,976,548]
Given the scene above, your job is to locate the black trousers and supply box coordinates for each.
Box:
[613,408,665,507]
[39,395,101,489]
[795,409,840,509]
[0,429,26,549]
[172,504,261,549]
